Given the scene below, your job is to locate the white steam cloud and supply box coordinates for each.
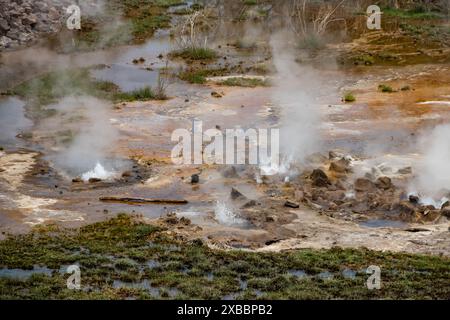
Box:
[412,124,450,200]
[46,95,126,178]
[270,32,322,168]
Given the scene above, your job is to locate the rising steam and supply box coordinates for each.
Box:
[411,124,450,204]
[270,32,322,169]
[46,95,126,179]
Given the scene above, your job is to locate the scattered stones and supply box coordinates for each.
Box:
[0,0,67,50]
[310,169,331,187]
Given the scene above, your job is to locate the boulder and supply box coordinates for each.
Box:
[375,176,393,190]
[329,150,344,160]
[0,18,10,32]
[421,209,441,222]
[441,208,450,218]
[311,169,331,187]
[231,187,245,200]
[0,36,12,48]
[408,195,420,204]
[395,201,419,221]
[21,14,37,26]
[329,158,350,173]
[354,178,376,192]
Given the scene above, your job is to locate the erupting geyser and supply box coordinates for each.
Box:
[81,162,117,182]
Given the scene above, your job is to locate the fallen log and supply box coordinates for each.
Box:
[99,197,188,205]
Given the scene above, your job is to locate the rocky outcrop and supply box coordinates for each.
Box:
[0,0,71,50]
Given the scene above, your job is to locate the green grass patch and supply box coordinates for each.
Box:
[219,77,270,88]
[179,68,228,84]
[0,215,448,299]
[171,47,217,60]
[378,84,394,93]
[115,86,163,102]
[343,92,356,102]
[9,69,120,118]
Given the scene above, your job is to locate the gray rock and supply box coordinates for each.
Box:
[0,18,10,32]
[0,36,13,48]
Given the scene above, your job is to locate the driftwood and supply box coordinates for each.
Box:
[99,197,188,205]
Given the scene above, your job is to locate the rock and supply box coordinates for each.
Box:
[311,169,331,187]
[441,201,450,210]
[421,209,441,222]
[395,201,419,221]
[72,177,83,183]
[329,150,344,160]
[329,158,350,173]
[441,208,450,218]
[266,215,277,223]
[284,200,300,209]
[0,18,10,32]
[190,174,199,184]
[89,178,102,183]
[354,178,376,192]
[325,190,346,203]
[211,91,223,98]
[397,167,412,175]
[121,171,132,178]
[405,227,430,233]
[0,36,12,48]
[231,187,245,200]
[328,202,338,211]
[409,195,420,204]
[376,176,393,190]
[179,217,191,226]
[241,200,257,208]
[21,14,37,26]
